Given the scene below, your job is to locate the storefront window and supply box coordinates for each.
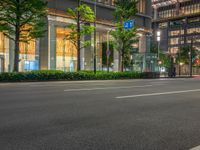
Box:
[0,33,4,54]
[56,27,77,72]
[19,40,38,71]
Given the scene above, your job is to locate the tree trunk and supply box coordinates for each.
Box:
[118,50,122,72]
[121,49,124,72]
[14,36,20,72]
[14,1,20,72]
[77,0,81,71]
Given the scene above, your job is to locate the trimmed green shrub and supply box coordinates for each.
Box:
[0,71,160,82]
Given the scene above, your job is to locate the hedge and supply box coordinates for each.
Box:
[0,71,160,82]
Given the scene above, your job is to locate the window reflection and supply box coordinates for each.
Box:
[56,27,77,72]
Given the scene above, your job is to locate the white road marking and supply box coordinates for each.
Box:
[64,85,152,92]
[116,89,200,99]
[29,83,109,87]
[190,145,200,150]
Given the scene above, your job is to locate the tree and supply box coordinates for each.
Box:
[66,3,95,71]
[111,0,138,72]
[102,41,114,67]
[0,0,47,72]
[176,46,199,65]
[150,42,171,68]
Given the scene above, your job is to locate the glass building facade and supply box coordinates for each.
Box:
[0,0,152,72]
[152,0,200,55]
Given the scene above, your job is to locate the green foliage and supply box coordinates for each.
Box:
[150,42,158,54]
[66,4,95,48]
[176,46,199,65]
[0,0,48,72]
[31,70,64,73]
[114,0,138,21]
[0,0,47,42]
[159,53,171,68]
[111,0,138,71]
[150,42,171,68]
[102,41,114,66]
[0,71,160,82]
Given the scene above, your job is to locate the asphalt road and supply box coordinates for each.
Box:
[1,78,200,150]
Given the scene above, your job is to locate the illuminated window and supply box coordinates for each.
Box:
[170,38,179,45]
[169,30,184,36]
[19,40,36,55]
[56,27,77,71]
[0,33,4,53]
[169,47,178,54]
[138,0,146,14]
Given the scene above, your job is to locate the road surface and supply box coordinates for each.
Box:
[0,78,200,150]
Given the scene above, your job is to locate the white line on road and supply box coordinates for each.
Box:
[190,145,200,150]
[64,85,152,92]
[116,89,200,99]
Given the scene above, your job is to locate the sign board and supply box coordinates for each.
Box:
[124,20,135,29]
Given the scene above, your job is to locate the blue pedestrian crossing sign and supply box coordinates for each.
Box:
[124,20,135,29]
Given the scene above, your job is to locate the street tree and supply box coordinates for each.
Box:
[111,0,138,72]
[66,2,95,71]
[150,42,171,68]
[176,46,199,65]
[102,41,114,67]
[0,0,47,72]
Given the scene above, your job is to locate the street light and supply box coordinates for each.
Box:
[156,31,161,60]
[107,30,111,73]
[157,31,161,37]
[106,28,115,73]
[179,62,184,76]
[93,0,97,74]
[189,32,197,77]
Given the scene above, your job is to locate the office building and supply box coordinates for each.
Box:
[152,0,200,55]
[0,0,152,72]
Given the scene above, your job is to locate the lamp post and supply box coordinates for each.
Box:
[93,0,97,74]
[178,27,182,77]
[189,32,197,77]
[189,38,193,77]
[106,29,114,73]
[77,0,81,71]
[106,30,110,73]
[180,62,184,76]
[156,31,161,60]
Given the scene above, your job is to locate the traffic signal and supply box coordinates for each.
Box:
[194,58,199,65]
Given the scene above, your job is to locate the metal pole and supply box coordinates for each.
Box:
[93,0,97,74]
[77,0,81,71]
[107,30,110,73]
[62,38,66,72]
[189,38,193,77]
[158,41,160,60]
[178,26,181,77]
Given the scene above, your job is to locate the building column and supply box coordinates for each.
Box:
[81,34,92,71]
[113,50,119,72]
[153,8,158,20]
[49,22,56,70]
[39,17,49,70]
[139,34,147,53]
[9,40,14,72]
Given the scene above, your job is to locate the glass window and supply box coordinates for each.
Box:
[0,33,4,54]
[138,0,146,14]
[56,27,77,72]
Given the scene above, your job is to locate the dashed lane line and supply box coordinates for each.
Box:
[64,85,152,92]
[190,145,200,150]
[116,89,200,99]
